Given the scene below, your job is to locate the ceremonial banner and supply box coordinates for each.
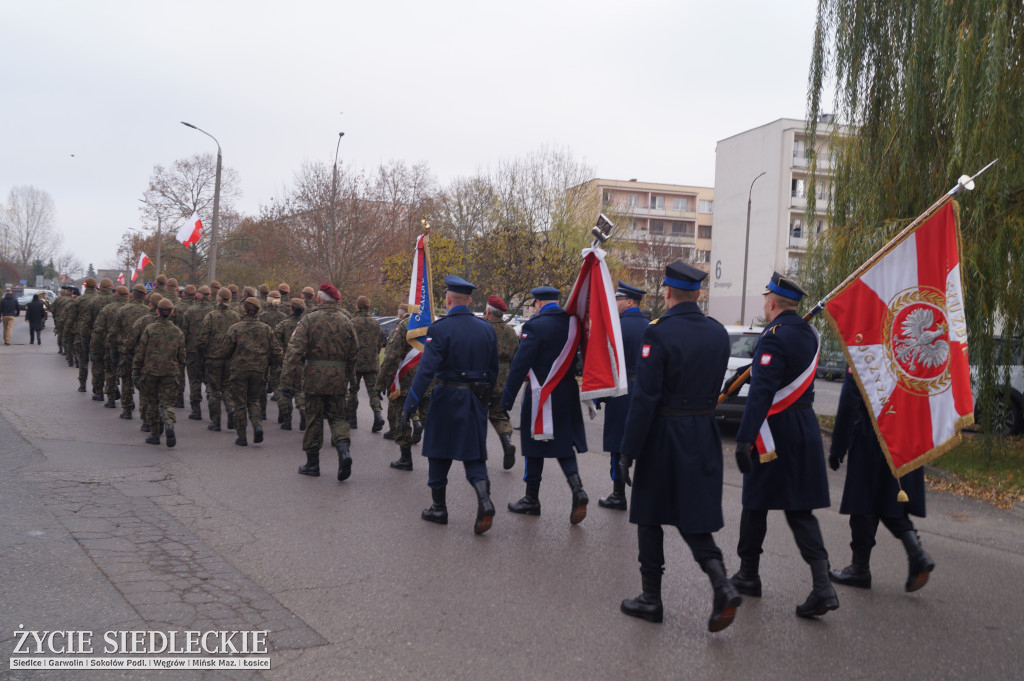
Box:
[389,231,432,398]
[177,212,203,247]
[528,246,627,440]
[824,202,972,477]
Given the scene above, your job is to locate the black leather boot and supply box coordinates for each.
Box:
[703,559,742,632]
[829,553,872,589]
[165,425,176,448]
[901,530,935,592]
[598,479,627,511]
[92,393,104,401]
[145,432,160,445]
[621,572,664,623]
[207,422,221,432]
[78,382,87,393]
[175,395,185,409]
[472,480,495,535]
[298,411,306,431]
[188,409,202,420]
[499,432,516,470]
[280,416,292,430]
[730,558,762,597]
[253,424,264,444]
[120,410,133,420]
[508,482,541,515]
[235,434,248,446]
[421,487,448,525]
[390,445,413,471]
[298,450,320,476]
[372,410,385,433]
[567,473,588,525]
[104,398,116,408]
[141,421,151,433]
[336,442,352,481]
[226,408,235,430]
[382,429,394,440]
[796,559,840,618]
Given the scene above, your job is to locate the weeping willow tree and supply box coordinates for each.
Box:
[804,1,1024,435]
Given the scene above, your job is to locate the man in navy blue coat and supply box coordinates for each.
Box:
[828,371,935,591]
[732,272,838,618]
[617,261,741,632]
[501,286,589,524]
[403,275,499,535]
[597,281,649,512]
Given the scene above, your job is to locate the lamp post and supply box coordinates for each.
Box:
[181,122,222,282]
[740,171,766,326]
[330,132,345,281]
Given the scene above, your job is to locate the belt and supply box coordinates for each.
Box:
[657,407,715,417]
[438,378,486,390]
[305,359,346,367]
[785,403,814,412]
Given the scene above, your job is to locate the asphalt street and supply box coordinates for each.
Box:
[1,319,1022,681]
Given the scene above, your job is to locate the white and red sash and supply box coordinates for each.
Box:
[389,347,421,399]
[527,317,581,441]
[754,327,820,462]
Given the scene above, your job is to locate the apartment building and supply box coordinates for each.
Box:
[707,117,840,325]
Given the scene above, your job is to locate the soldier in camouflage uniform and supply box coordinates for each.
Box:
[52,287,71,355]
[346,295,386,432]
[64,288,82,367]
[299,287,318,317]
[197,287,241,431]
[483,295,519,469]
[374,305,426,471]
[72,278,98,384]
[93,285,128,408]
[123,293,163,430]
[227,284,241,313]
[223,297,283,446]
[76,278,112,397]
[258,290,287,421]
[281,283,359,481]
[258,284,270,306]
[110,285,151,419]
[182,285,213,420]
[133,298,185,447]
[274,299,305,429]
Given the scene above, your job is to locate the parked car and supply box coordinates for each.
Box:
[373,315,399,338]
[970,336,1024,436]
[816,350,847,381]
[716,324,764,421]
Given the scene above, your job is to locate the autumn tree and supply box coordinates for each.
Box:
[1,186,61,275]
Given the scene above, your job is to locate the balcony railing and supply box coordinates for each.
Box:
[789,235,809,250]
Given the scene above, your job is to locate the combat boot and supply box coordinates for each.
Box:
[120,410,133,420]
[598,479,628,511]
[78,382,86,392]
[472,480,495,535]
[235,434,248,447]
[141,421,151,433]
[421,487,448,525]
[390,446,413,471]
[207,422,221,432]
[901,530,935,592]
[372,410,385,433]
[104,398,117,408]
[165,425,176,448]
[702,559,742,632]
[298,450,320,477]
[567,473,588,525]
[621,572,664,623]
[253,424,264,444]
[499,432,516,470]
[382,429,395,440]
[92,393,104,401]
[829,552,872,589]
[145,433,160,445]
[730,558,762,597]
[175,395,185,409]
[796,560,840,618]
[188,409,202,421]
[336,442,352,482]
[298,411,306,431]
[508,482,541,516]
[260,409,266,421]
[280,417,292,430]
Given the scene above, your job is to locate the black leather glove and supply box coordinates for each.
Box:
[617,454,633,486]
[735,440,754,474]
[400,411,410,432]
[828,451,844,471]
[723,364,752,396]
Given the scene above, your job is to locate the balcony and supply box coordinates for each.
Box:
[789,235,808,250]
[790,195,807,209]
[617,204,697,220]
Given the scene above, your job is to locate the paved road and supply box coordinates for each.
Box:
[2,320,1022,680]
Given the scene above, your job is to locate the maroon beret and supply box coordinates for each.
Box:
[318,282,341,300]
[487,295,508,312]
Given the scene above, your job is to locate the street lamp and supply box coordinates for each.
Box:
[740,171,766,326]
[181,121,222,282]
[330,132,345,280]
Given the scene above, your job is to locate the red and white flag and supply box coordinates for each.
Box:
[136,252,151,273]
[528,246,627,440]
[117,273,125,286]
[389,231,431,398]
[824,202,972,478]
[177,212,203,247]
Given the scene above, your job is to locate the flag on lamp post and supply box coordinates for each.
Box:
[177,212,203,247]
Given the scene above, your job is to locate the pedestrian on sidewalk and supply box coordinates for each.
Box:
[1,286,20,345]
[24,293,48,345]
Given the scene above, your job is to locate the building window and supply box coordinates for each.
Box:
[815,220,824,234]
[670,221,695,237]
[790,220,803,238]
[791,179,806,198]
[793,139,806,158]
[628,194,639,207]
[603,191,614,203]
[631,219,639,231]
[699,199,713,214]
[650,196,665,210]
[650,220,664,233]
[695,249,711,264]
[673,197,690,211]
[698,224,712,239]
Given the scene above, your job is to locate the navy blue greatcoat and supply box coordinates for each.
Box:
[832,372,926,517]
[602,307,649,453]
[736,309,830,510]
[619,301,730,533]
[406,307,498,462]
[501,303,587,458]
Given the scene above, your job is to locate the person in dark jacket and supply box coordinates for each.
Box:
[828,370,935,591]
[2,287,21,345]
[501,286,589,525]
[24,293,48,345]
[618,261,741,632]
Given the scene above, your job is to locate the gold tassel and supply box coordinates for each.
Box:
[896,478,909,503]
[759,451,778,463]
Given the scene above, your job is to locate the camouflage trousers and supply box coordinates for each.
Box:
[65,332,77,366]
[265,365,281,420]
[204,358,233,426]
[105,351,121,400]
[346,371,381,418]
[231,369,265,435]
[139,374,178,431]
[89,348,106,396]
[186,353,205,411]
[77,340,91,385]
[488,390,512,436]
[302,393,349,453]
[120,359,136,412]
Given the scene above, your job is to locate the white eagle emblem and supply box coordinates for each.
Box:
[894,308,949,370]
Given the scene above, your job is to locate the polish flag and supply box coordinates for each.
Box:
[177,212,203,247]
[136,252,151,272]
[117,273,125,286]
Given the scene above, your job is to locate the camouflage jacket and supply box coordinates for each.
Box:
[75,288,109,341]
[63,295,84,336]
[224,315,283,373]
[91,297,127,353]
[280,304,358,395]
[51,295,70,331]
[133,317,186,377]
[350,310,384,372]
[182,299,213,354]
[111,299,151,355]
[274,315,302,360]
[374,317,418,397]
[490,316,520,389]
[122,309,159,359]
[197,303,241,359]
[259,306,287,331]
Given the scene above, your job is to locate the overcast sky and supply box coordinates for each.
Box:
[1,0,825,275]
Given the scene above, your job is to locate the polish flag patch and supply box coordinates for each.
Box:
[425,337,432,343]
[641,344,651,358]
[760,353,772,366]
